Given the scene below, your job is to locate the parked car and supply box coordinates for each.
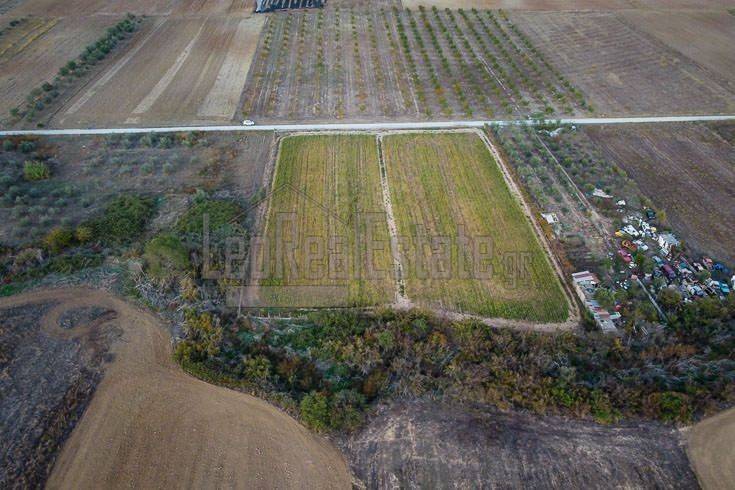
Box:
[661,264,677,280]
[618,249,633,263]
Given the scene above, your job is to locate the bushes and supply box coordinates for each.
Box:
[23,160,50,181]
[43,226,73,253]
[176,198,243,235]
[299,392,330,431]
[89,195,155,244]
[143,233,190,279]
[176,299,734,433]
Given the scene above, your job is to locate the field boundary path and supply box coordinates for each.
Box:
[2,114,735,136]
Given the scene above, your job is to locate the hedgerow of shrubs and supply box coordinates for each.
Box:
[174,292,734,432]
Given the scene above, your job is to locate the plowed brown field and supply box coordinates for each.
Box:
[510,11,735,116]
[0,289,351,489]
[0,16,113,119]
[56,15,263,127]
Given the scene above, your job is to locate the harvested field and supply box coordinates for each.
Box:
[0,16,114,121]
[586,123,735,264]
[382,132,567,321]
[241,8,588,122]
[6,0,252,16]
[0,132,273,245]
[0,288,351,489]
[57,15,264,127]
[687,406,735,490]
[621,11,735,86]
[510,11,735,116]
[249,134,394,308]
[348,399,699,489]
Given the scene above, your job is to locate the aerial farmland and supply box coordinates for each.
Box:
[0,0,734,488]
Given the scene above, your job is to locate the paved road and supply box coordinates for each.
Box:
[1,114,735,136]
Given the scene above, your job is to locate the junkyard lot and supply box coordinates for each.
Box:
[586,123,735,265]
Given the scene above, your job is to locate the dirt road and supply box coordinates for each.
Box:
[0,288,351,489]
[687,407,735,490]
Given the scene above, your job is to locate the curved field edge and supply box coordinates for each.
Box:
[382,131,569,322]
[0,288,351,489]
[686,406,735,490]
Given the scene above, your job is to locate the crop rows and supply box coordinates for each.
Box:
[382,132,568,321]
[242,8,590,121]
[255,135,394,307]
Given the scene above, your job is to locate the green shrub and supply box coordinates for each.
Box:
[23,160,50,181]
[176,199,243,235]
[90,194,155,244]
[2,140,15,151]
[299,391,330,431]
[75,225,94,243]
[143,233,190,278]
[43,226,74,253]
[19,141,36,153]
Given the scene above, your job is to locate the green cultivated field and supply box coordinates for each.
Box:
[254,135,394,307]
[382,132,567,321]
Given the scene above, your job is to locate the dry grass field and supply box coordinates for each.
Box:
[251,134,395,308]
[510,11,735,116]
[0,288,351,489]
[56,15,264,127]
[0,16,114,118]
[621,11,735,86]
[242,8,588,122]
[586,123,735,264]
[382,132,567,321]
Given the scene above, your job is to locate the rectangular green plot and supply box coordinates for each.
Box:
[251,135,395,307]
[382,132,568,322]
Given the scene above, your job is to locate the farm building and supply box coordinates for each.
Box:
[255,0,324,12]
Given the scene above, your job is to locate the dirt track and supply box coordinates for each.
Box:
[687,407,735,490]
[0,288,350,489]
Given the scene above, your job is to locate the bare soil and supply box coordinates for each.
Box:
[0,15,114,120]
[586,123,735,264]
[56,15,264,127]
[347,399,699,489]
[687,406,735,490]
[6,0,252,16]
[510,10,735,116]
[0,288,352,489]
[621,11,735,89]
[401,0,735,9]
